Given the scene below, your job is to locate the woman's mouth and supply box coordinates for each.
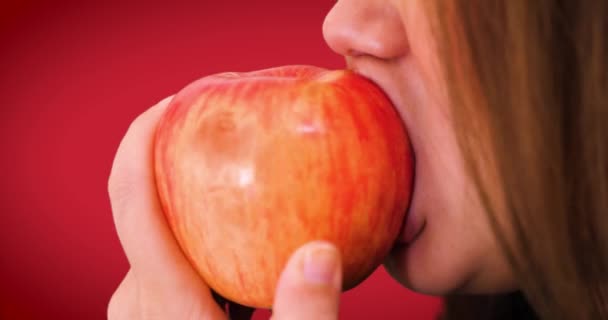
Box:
[397,211,425,245]
[347,62,424,247]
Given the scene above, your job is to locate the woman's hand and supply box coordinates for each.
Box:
[107,97,343,320]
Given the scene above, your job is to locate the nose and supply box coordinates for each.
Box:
[322,0,408,60]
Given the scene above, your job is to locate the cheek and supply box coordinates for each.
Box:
[385,116,506,294]
[385,69,515,294]
[385,0,515,295]
[391,103,491,292]
[385,29,510,295]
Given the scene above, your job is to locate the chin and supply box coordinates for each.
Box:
[382,222,477,296]
[383,244,458,295]
[383,239,518,296]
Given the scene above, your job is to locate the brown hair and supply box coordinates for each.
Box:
[428,1,608,319]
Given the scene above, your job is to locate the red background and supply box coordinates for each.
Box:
[0,1,442,319]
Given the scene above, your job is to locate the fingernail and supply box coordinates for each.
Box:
[303,243,340,287]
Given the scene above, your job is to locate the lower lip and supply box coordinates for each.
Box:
[397,212,424,245]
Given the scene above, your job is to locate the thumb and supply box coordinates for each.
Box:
[271,241,342,320]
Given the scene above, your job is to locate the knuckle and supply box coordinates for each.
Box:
[107,113,151,222]
[107,98,168,205]
[302,288,340,316]
[273,286,339,320]
[108,170,138,223]
[107,286,133,320]
[107,291,122,320]
[108,271,140,320]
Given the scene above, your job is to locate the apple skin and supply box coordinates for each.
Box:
[153,65,413,308]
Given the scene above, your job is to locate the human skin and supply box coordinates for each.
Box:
[108,98,345,319]
[108,1,519,318]
[323,0,515,294]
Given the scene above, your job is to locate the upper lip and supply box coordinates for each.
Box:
[347,57,401,108]
[347,61,409,131]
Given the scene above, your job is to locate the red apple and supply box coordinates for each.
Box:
[153,65,413,308]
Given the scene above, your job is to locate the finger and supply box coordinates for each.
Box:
[107,269,139,320]
[271,241,342,320]
[109,96,189,283]
[107,96,224,318]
